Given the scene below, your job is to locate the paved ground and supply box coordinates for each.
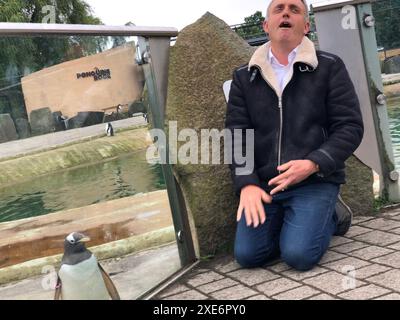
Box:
[0,243,180,300]
[4,209,400,300]
[154,207,400,300]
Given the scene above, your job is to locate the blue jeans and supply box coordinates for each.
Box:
[234,182,340,271]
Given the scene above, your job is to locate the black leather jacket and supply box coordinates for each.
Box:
[225,38,364,195]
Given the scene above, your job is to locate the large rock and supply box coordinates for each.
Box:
[69,111,105,129]
[166,13,255,257]
[30,107,56,136]
[167,13,374,258]
[383,55,400,74]
[342,156,374,216]
[15,118,31,139]
[0,114,18,143]
[129,100,147,115]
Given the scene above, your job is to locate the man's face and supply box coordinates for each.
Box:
[263,0,310,46]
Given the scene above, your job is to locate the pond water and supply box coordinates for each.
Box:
[0,149,165,222]
[387,96,400,169]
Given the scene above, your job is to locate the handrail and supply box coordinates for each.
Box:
[0,22,178,37]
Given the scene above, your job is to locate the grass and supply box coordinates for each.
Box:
[373,196,397,212]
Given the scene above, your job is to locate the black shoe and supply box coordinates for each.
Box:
[334,195,353,236]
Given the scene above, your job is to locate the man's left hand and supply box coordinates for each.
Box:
[268,160,319,195]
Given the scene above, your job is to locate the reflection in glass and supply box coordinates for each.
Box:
[0,35,180,300]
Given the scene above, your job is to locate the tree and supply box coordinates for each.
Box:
[372,0,400,50]
[0,0,105,69]
[0,0,105,119]
[0,0,101,24]
[234,11,265,40]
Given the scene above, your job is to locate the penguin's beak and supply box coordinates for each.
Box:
[78,236,91,243]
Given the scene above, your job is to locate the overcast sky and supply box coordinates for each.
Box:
[85,0,322,31]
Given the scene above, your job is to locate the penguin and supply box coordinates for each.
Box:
[143,113,148,123]
[106,122,114,136]
[58,115,69,130]
[116,104,123,114]
[54,232,120,300]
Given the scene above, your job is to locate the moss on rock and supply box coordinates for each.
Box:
[166,13,254,256]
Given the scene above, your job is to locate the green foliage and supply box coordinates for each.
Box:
[0,0,105,91]
[373,195,396,212]
[0,0,101,24]
[372,0,400,50]
[234,11,265,40]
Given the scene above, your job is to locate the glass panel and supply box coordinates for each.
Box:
[0,34,181,300]
[387,96,400,170]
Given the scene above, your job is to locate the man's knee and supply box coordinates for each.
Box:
[234,246,263,268]
[281,244,321,271]
[234,244,278,268]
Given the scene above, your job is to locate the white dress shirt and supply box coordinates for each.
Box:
[268,46,299,94]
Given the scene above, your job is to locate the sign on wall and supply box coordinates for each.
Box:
[76,67,111,81]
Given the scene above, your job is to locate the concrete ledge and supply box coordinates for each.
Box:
[0,226,175,286]
[0,126,152,187]
[0,190,173,268]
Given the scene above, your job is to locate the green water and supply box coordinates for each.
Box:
[386,96,400,169]
[0,150,165,222]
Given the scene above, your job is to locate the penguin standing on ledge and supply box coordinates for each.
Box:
[106,122,114,136]
[54,232,120,300]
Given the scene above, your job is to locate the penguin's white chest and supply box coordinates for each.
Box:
[59,255,110,300]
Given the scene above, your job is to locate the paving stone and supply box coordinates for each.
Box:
[367,269,400,291]
[187,271,224,287]
[266,261,291,273]
[214,260,242,273]
[246,295,270,300]
[372,252,400,268]
[388,227,400,235]
[272,285,320,300]
[381,210,400,221]
[318,251,348,265]
[338,284,390,300]
[374,293,400,300]
[351,216,376,225]
[197,278,239,294]
[344,226,373,238]
[358,218,400,231]
[351,246,394,260]
[382,209,400,217]
[210,284,258,300]
[283,266,329,281]
[307,293,337,300]
[354,231,400,246]
[303,271,366,295]
[158,284,191,298]
[331,241,369,254]
[190,268,212,276]
[354,264,392,279]
[227,268,279,286]
[323,257,370,274]
[388,242,400,250]
[163,289,208,300]
[329,237,353,247]
[256,278,302,297]
[383,215,400,221]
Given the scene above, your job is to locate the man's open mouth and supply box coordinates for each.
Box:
[279,21,292,29]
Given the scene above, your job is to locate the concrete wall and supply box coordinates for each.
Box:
[21,43,144,119]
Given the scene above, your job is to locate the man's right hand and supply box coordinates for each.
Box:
[237,185,272,228]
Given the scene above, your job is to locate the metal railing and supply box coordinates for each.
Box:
[0,22,178,37]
